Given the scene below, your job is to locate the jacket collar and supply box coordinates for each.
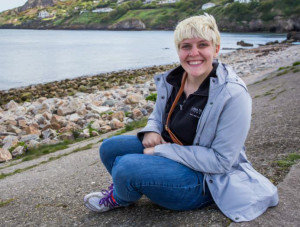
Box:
[165,63,218,97]
[212,60,248,92]
[154,60,248,97]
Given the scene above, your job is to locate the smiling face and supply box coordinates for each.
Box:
[178,38,220,79]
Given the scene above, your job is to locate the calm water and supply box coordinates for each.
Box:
[0,29,286,90]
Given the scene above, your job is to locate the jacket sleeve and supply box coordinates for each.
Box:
[137,77,166,140]
[137,103,163,137]
[153,89,252,174]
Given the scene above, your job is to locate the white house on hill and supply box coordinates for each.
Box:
[158,0,179,4]
[234,0,254,3]
[38,10,50,18]
[92,8,113,13]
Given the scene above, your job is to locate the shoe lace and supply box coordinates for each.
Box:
[99,184,119,208]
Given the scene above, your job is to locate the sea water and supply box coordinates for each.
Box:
[0,29,286,90]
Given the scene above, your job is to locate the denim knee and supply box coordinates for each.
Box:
[100,135,144,175]
[99,138,112,165]
[101,136,124,160]
[112,154,142,185]
[112,154,144,205]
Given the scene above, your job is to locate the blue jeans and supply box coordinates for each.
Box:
[100,135,213,211]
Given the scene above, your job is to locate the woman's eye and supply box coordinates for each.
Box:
[180,45,190,50]
[198,43,209,48]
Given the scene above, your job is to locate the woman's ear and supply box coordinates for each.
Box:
[214,45,220,58]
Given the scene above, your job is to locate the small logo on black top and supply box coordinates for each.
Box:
[190,106,203,118]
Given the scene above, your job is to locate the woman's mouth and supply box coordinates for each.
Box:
[188,60,203,66]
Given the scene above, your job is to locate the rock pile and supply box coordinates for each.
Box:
[237,40,254,47]
[0,82,156,162]
[287,31,300,41]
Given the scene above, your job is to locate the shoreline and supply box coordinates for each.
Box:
[0,62,178,92]
[0,64,177,106]
[1,43,299,107]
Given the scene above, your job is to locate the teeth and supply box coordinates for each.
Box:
[189,61,202,65]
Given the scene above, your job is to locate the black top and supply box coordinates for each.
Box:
[161,63,218,145]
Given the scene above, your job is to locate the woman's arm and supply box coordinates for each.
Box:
[153,89,252,174]
[137,74,168,140]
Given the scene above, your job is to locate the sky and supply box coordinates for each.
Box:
[0,0,27,13]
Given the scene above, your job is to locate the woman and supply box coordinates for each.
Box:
[84,14,278,222]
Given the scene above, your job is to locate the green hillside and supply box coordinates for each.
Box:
[0,0,299,32]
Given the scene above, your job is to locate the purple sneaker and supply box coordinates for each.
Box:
[84,184,121,212]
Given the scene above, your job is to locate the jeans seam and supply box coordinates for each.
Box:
[128,183,213,210]
[195,199,214,209]
[125,183,203,201]
[132,183,202,190]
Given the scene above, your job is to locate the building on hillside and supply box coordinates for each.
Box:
[92,8,113,13]
[144,0,154,3]
[234,0,254,3]
[80,10,89,14]
[38,10,51,18]
[158,0,179,4]
[202,3,216,10]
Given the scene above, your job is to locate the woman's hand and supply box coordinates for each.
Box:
[142,132,167,148]
[143,147,155,155]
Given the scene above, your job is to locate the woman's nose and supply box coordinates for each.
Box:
[189,46,199,56]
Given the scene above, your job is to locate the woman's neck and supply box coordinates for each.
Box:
[184,74,208,98]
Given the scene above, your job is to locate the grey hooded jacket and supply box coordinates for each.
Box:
[138,63,278,222]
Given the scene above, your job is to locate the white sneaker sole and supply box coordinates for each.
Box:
[84,192,105,213]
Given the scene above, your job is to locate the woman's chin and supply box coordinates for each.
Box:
[187,71,206,78]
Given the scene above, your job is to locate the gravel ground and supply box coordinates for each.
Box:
[0,62,299,227]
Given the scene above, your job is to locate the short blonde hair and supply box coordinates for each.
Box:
[174,13,221,51]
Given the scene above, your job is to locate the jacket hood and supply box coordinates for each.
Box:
[216,62,248,92]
